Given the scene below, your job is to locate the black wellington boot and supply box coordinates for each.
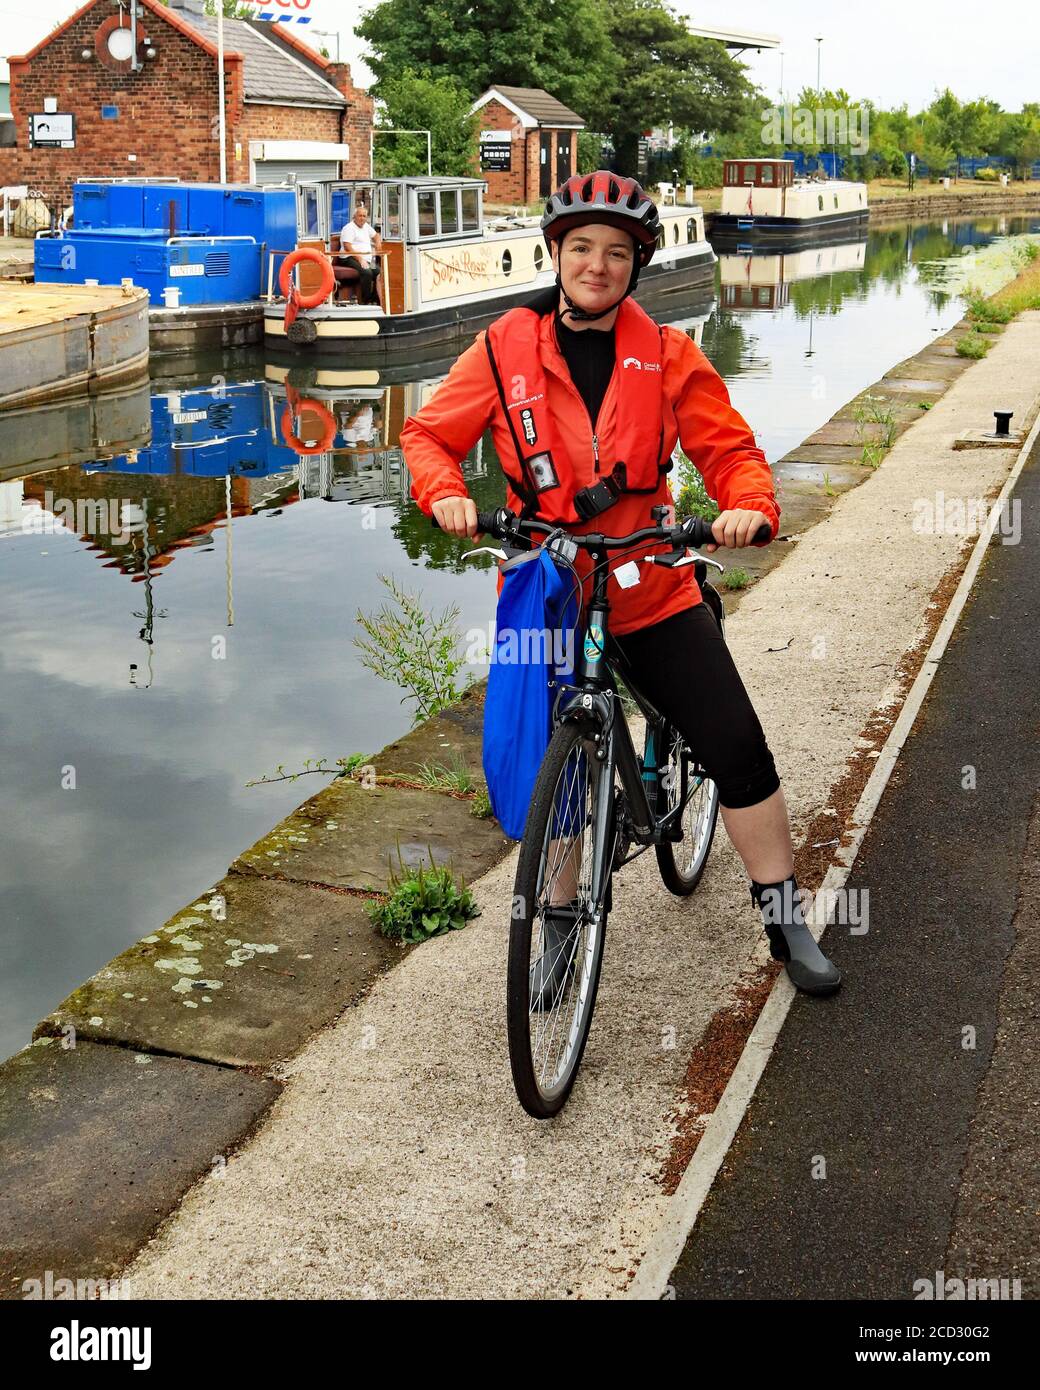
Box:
[751,875,842,996]
[529,902,582,1012]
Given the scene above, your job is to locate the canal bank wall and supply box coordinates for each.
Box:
[2,311,1039,1296]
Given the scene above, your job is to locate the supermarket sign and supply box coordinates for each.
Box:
[238,0,324,23]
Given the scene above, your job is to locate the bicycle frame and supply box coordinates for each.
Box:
[548,539,707,892]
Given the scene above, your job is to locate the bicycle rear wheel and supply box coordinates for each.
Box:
[507,719,614,1118]
[654,722,720,895]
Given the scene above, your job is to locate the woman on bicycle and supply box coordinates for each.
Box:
[400,171,840,997]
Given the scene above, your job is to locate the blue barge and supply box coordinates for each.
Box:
[34,179,297,355]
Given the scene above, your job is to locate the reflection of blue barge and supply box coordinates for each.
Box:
[34,180,296,355]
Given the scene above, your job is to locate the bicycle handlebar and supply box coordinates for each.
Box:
[431,507,771,552]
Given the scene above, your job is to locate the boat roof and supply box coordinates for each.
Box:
[315,177,488,188]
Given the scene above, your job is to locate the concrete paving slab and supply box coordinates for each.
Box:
[368,679,487,781]
[231,777,512,892]
[33,876,399,1070]
[0,1039,279,1299]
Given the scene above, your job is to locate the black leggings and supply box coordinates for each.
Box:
[608,604,780,810]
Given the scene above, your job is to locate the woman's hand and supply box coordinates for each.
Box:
[431,495,482,541]
[704,508,772,552]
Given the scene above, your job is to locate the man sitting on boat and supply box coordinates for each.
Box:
[336,203,382,306]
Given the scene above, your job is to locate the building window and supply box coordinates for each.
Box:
[439,189,459,234]
[461,187,479,231]
[417,190,437,236]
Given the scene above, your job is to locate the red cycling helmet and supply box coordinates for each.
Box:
[541,171,661,267]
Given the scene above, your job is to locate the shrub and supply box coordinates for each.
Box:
[367,843,479,943]
[956,332,990,358]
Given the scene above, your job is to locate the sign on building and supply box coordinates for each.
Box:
[238,0,324,25]
[480,131,512,173]
[30,113,75,148]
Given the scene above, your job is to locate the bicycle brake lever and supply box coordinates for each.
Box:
[462,546,508,562]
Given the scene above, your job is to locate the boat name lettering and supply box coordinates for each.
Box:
[427,248,493,289]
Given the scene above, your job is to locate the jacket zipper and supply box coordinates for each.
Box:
[592,432,600,474]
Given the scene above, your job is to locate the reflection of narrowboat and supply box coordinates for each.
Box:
[710,160,868,249]
[264,176,717,357]
[718,238,868,311]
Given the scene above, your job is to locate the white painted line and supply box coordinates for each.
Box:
[627,397,1040,1301]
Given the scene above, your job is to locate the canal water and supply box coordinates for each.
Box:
[1,212,1038,1061]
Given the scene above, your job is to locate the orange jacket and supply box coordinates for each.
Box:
[400,310,779,637]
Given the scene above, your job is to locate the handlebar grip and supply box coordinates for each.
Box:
[429,509,500,534]
[686,517,773,546]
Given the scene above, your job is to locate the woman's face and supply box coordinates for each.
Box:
[552,223,635,314]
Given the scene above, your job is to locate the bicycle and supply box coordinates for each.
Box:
[436,504,770,1118]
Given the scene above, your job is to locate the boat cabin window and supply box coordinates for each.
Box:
[301,187,321,239]
[384,185,402,239]
[417,189,437,236]
[461,187,480,231]
[761,165,774,184]
[439,189,459,234]
[743,164,757,183]
[331,188,352,233]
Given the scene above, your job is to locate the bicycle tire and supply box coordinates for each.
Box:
[654,721,720,895]
[507,719,614,1118]
[654,586,724,895]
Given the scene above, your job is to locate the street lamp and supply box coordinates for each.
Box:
[815,36,824,95]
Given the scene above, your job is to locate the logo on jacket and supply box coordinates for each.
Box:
[622,357,662,372]
[520,408,537,445]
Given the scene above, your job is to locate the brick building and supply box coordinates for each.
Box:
[470,86,585,207]
[0,0,373,217]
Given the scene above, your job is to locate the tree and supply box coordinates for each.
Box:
[374,69,479,177]
[597,0,754,175]
[202,0,257,16]
[357,0,617,119]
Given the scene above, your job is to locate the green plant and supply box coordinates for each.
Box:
[367,840,479,942]
[354,574,474,726]
[965,294,1015,323]
[470,786,492,819]
[822,472,837,497]
[975,321,1005,334]
[853,398,898,450]
[956,332,990,359]
[247,752,370,787]
[415,752,475,794]
[721,567,751,591]
[974,165,999,181]
[860,442,887,469]
[917,401,933,410]
[672,450,720,524]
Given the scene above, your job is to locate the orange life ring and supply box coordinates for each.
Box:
[279,248,336,309]
[281,398,337,455]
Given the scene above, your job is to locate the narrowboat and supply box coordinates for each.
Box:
[710,159,868,250]
[264,175,717,359]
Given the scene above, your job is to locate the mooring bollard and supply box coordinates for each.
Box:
[993,410,1013,437]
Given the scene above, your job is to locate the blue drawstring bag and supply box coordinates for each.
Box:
[483,546,582,840]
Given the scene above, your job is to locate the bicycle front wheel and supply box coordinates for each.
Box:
[507,719,613,1118]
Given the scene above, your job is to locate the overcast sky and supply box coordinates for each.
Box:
[1,0,1035,113]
